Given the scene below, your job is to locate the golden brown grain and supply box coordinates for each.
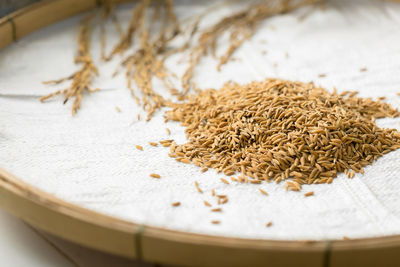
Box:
[360,67,368,72]
[159,139,174,144]
[259,189,268,196]
[211,220,221,225]
[150,173,161,179]
[164,78,400,190]
[166,128,171,135]
[204,200,212,207]
[180,158,191,164]
[172,202,181,207]
[220,178,229,185]
[238,175,247,183]
[136,145,143,151]
[149,142,158,147]
[304,191,314,197]
[211,208,222,212]
[286,181,301,191]
[195,181,203,193]
[266,222,273,227]
[346,170,355,179]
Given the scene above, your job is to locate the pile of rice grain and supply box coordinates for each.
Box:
[166,79,400,190]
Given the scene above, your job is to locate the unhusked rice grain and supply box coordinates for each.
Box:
[165,79,400,189]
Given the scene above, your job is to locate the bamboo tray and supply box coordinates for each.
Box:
[1,1,400,266]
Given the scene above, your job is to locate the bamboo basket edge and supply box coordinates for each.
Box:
[2,166,400,267]
[0,0,134,50]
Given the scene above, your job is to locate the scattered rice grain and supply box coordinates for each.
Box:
[259,189,268,196]
[304,191,314,197]
[220,178,229,185]
[194,181,203,193]
[172,202,181,207]
[150,173,161,179]
[204,200,212,207]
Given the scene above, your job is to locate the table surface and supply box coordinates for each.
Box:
[0,210,156,267]
[0,210,73,267]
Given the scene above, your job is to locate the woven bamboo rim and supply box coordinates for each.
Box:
[1,1,400,266]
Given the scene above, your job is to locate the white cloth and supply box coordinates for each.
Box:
[1,0,400,240]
